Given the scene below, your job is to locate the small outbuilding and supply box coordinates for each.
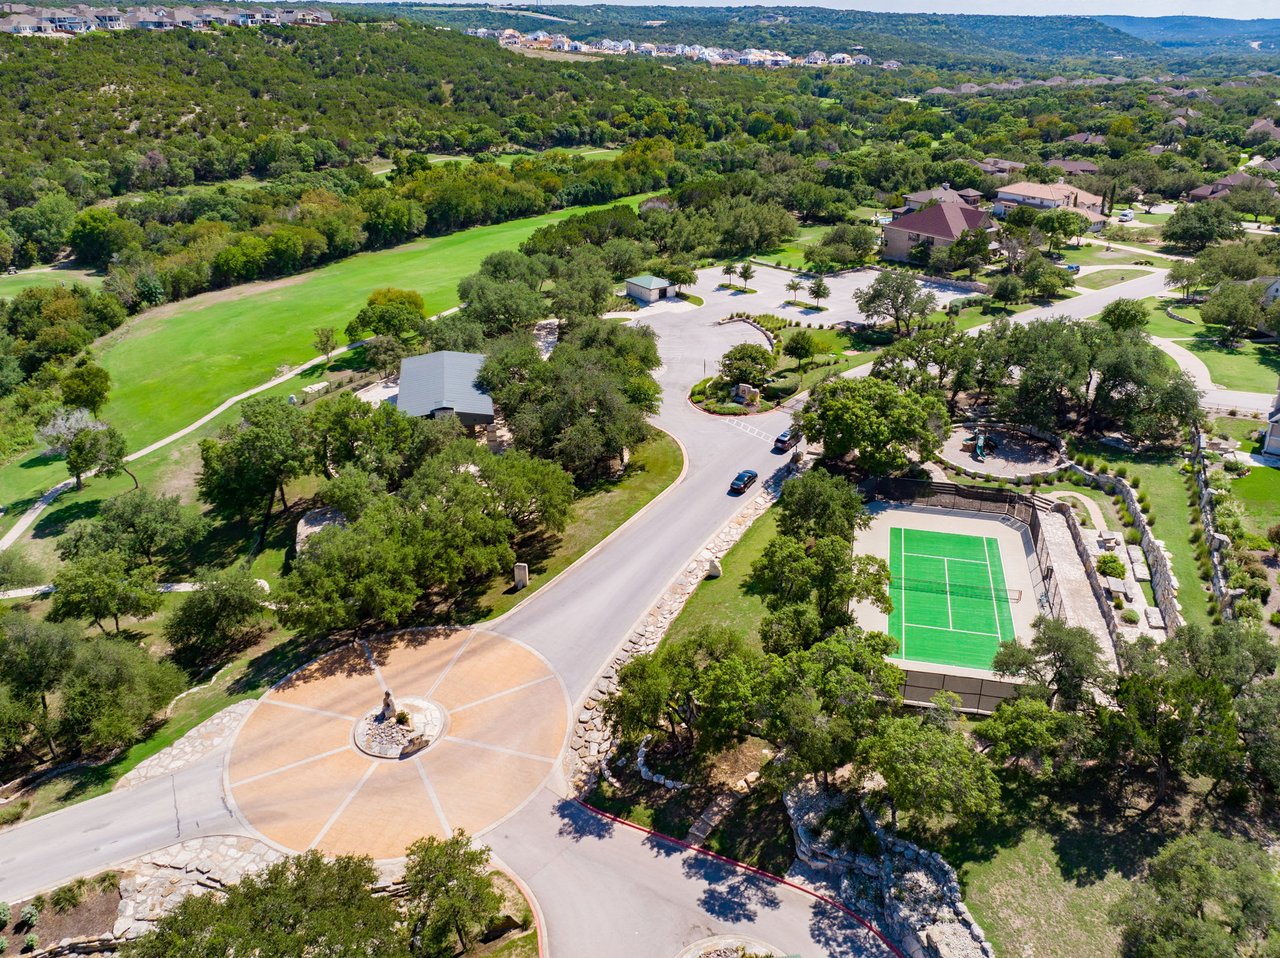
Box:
[397,351,494,428]
[624,274,676,304]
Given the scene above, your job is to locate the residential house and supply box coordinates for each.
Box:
[0,13,43,32]
[93,7,126,27]
[897,183,983,215]
[397,352,494,429]
[1047,159,1100,176]
[880,60,903,70]
[971,157,1026,178]
[1248,118,1280,142]
[881,203,991,262]
[993,181,1106,230]
[1264,381,1280,456]
[1186,171,1278,202]
[828,52,853,64]
[850,54,873,65]
[1064,132,1107,146]
[804,50,827,65]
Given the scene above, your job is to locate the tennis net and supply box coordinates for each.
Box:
[893,577,1022,603]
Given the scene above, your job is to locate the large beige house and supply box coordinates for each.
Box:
[992,181,1107,231]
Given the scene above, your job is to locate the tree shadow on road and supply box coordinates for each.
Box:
[554,797,615,842]
[679,852,782,922]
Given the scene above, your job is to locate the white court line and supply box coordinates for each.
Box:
[902,622,1001,638]
[942,559,954,629]
[902,551,987,565]
[983,538,1004,641]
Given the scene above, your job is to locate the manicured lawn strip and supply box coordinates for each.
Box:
[1058,244,1173,269]
[470,432,683,621]
[1073,441,1212,630]
[94,195,648,452]
[1183,338,1280,393]
[1075,269,1148,290]
[1232,465,1280,539]
[0,353,354,546]
[0,267,102,298]
[662,508,777,651]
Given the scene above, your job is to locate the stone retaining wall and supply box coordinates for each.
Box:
[1054,499,1120,640]
[784,781,990,958]
[1079,467,1184,633]
[1190,433,1231,613]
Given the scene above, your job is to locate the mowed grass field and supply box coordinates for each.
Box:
[0,197,646,527]
[97,195,645,452]
[0,266,102,299]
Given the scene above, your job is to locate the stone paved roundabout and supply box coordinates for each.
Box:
[227,629,569,860]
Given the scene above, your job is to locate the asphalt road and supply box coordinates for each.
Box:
[495,302,793,700]
[0,754,236,902]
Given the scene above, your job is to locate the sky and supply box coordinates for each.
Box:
[421,1,1272,21]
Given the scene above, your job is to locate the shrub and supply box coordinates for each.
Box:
[0,901,9,928]
[1125,528,1142,545]
[1121,608,1140,625]
[0,802,28,828]
[1224,458,1248,475]
[1235,598,1264,621]
[50,881,84,914]
[18,905,37,930]
[1114,465,1127,479]
[1113,596,1125,609]
[0,936,7,954]
[23,935,36,953]
[1130,476,1140,489]
[1096,553,1126,578]
[1270,611,1280,628]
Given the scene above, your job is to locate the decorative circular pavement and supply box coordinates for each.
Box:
[226,629,569,860]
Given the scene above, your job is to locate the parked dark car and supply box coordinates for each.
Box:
[729,470,758,494]
[774,429,799,451]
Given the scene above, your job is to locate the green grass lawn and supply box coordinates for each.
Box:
[662,508,777,650]
[762,225,826,270]
[94,195,646,455]
[1058,244,1173,269]
[1101,298,1280,393]
[1184,338,1280,393]
[0,266,102,299]
[1232,464,1280,539]
[1075,269,1150,291]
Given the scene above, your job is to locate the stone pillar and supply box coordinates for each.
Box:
[514,562,529,590]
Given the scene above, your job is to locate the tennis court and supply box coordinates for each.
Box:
[887,527,1018,670]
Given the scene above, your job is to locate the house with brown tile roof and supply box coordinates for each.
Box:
[882,204,991,262]
[1187,171,1278,202]
[1047,159,1099,176]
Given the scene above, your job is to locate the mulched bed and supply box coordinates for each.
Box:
[4,883,120,953]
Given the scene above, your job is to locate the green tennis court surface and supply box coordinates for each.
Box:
[887,527,1018,670]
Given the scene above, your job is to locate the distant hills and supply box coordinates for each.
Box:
[1098,16,1280,53]
[397,4,1161,70]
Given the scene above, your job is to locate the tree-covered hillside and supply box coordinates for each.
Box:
[0,19,788,193]
[392,4,1161,70]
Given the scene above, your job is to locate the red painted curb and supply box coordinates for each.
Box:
[574,798,907,958]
